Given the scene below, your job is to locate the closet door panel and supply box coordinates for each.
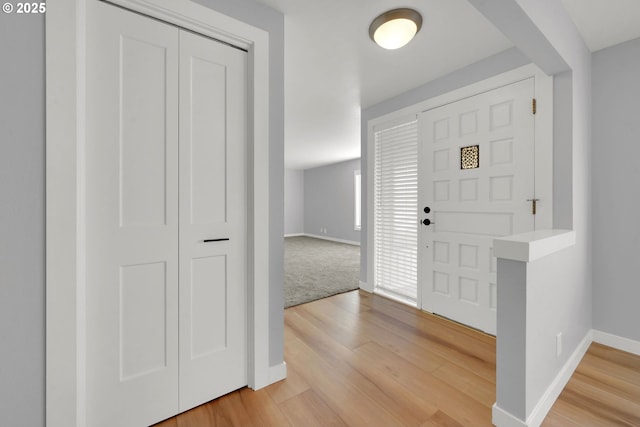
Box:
[119,36,169,227]
[85,1,180,426]
[178,29,248,412]
[189,57,228,225]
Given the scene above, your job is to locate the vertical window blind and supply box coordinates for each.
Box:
[374,120,418,304]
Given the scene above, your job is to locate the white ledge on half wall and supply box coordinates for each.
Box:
[493,229,576,262]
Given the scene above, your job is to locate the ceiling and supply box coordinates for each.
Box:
[254,0,640,170]
[560,0,640,52]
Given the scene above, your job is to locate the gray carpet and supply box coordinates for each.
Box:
[285,236,360,308]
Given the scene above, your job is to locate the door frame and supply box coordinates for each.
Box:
[366,64,553,309]
[45,1,271,426]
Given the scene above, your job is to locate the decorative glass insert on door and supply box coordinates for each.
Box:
[460,145,480,169]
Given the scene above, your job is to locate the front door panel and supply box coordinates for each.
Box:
[419,78,535,334]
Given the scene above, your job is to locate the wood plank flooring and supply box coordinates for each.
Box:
[154,290,640,427]
[543,342,640,427]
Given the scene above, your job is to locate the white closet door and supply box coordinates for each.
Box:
[178,30,247,411]
[85,1,180,426]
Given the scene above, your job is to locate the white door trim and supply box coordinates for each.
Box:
[367,64,553,306]
[45,2,271,426]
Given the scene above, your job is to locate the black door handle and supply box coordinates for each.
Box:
[204,238,230,243]
[423,206,431,214]
[422,219,434,226]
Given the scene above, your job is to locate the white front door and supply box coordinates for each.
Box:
[419,78,536,334]
[85,1,247,425]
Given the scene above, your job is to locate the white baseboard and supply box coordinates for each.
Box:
[492,404,527,427]
[359,280,373,293]
[493,330,592,427]
[284,233,304,237]
[593,330,640,356]
[304,233,360,246]
[268,361,287,384]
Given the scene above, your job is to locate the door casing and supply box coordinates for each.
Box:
[45,1,273,426]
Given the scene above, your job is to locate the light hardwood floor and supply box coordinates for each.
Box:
[543,342,640,427]
[155,290,640,427]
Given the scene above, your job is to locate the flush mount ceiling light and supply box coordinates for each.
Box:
[369,8,423,50]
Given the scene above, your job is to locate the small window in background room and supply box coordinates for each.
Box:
[354,170,361,230]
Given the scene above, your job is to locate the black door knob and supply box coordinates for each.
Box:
[422,218,432,226]
[424,206,431,214]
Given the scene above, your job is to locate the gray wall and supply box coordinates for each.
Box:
[0,1,283,426]
[304,158,361,244]
[360,47,531,283]
[284,169,304,235]
[497,246,587,419]
[525,246,588,414]
[496,259,527,419]
[592,37,640,342]
[0,11,45,427]
[553,71,573,229]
